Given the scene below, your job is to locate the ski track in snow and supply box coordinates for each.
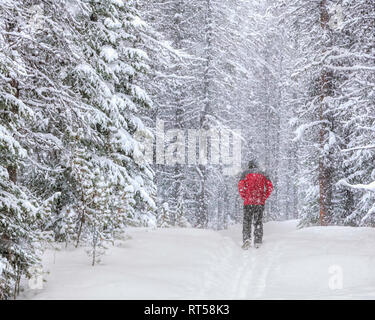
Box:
[235,250,255,299]
[252,241,283,298]
[198,235,241,299]
[231,241,283,299]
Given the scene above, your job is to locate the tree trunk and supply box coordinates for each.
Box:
[7,166,17,184]
[196,0,213,228]
[319,0,330,226]
[7,78,19,185]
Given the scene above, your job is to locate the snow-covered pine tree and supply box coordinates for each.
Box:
[86,170,112,266]
[0,1,40,298]
[334,0,375,227]
[0,0,95,243]
[70,144,116,262]
[157,202,172,228]
[175,195,191,228]
[67,0,156,231]
[285,0,341,227]
[138,0,204,227]
[286,0,375,227]
[70,145,96,247]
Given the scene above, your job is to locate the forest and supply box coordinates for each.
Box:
[1,0,374,300]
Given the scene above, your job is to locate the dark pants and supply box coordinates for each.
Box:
[243,205,264,244]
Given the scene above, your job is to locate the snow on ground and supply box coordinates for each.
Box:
[20,220,375,300]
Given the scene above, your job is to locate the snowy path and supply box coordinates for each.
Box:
[21,220,375,300]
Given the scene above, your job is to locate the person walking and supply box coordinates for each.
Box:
[238,160,273,249]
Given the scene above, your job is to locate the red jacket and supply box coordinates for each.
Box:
[238,172,273,205]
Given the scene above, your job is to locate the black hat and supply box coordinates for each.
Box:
[248,160,258,169]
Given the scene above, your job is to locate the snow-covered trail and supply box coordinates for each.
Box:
[21,221,375,300]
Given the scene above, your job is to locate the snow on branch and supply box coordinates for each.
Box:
[293,120,330,141]
[338,180,375,192]
[342,145,375,153]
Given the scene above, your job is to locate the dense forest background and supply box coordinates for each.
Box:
[1,0,374,299]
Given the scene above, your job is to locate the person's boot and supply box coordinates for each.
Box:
[254,242,261,249]
[242,239,252,250]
